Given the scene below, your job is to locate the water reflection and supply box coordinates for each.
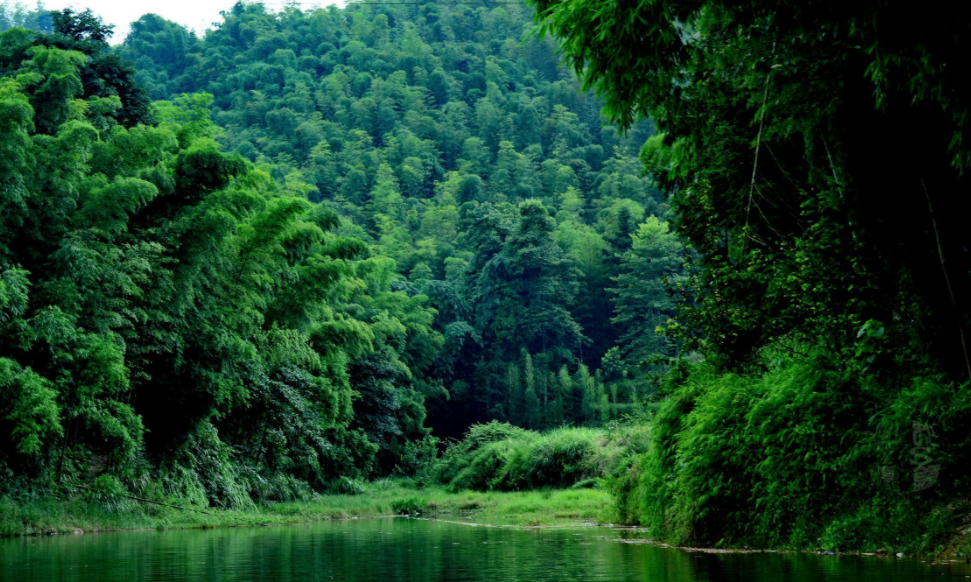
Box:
[0,517,967,582]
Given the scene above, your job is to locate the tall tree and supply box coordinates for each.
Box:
[610,218,684,372]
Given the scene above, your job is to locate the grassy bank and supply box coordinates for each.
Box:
[0,481,613,537]
[1,422,639,537]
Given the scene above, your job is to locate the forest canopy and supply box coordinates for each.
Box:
[0,1,681,504]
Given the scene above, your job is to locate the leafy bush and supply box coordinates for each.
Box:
[390,496,425,515]
[450,437,523,491]
[494,428,599,489]
[397,435,440,481]
[431,421,641,491]
[84,475,130,512]
[431,421,534,486]
[612,353,971,552]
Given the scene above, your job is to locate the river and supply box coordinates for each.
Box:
[1,517,968,581]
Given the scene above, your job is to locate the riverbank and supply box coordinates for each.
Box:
[4,485,969,563]
[0,482,614,537]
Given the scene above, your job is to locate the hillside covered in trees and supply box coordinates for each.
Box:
[116,1,687,437]
[0,1,682,506]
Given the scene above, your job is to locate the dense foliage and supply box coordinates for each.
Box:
[616,355,971,551]
[532,0,971,380]
[0,9,450,504]
[428,421,646,492]
[532,0,971,551]
[117,1,684,437]
[0,2,682,507]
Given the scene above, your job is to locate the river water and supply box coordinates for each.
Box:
[1,517,968,581]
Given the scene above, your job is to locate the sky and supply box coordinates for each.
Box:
[31,0,344,43]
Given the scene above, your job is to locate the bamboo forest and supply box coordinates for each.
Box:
[1,1,971,581]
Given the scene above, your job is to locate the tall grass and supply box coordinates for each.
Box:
[0,481,612,536]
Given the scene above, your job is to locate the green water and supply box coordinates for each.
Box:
[1,518,968,581]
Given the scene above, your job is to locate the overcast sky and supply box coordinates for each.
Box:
[33,0,344,43]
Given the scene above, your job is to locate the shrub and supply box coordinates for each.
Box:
[431,421,639,491]
[612,353,971,552]
[390,496,425,515]
[494,428,599,489]
[335,476,367,495]
[84,475,130,512]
